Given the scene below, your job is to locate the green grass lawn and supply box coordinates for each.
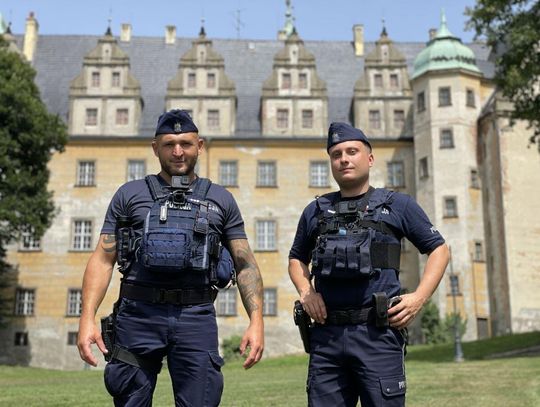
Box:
[1,332,539,406]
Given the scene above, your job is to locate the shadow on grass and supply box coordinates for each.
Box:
[406,331,540,363]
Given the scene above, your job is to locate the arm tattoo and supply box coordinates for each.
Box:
[101,234,116,253]
[229,240,263,315]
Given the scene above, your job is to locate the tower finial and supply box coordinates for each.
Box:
[105,8,112,36]
[200,17,206,37]
[381,18,387,37]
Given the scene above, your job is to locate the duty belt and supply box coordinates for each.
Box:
[324,307,373,325]
[120,283,217,305]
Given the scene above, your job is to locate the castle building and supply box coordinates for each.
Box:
[1,7,539,370]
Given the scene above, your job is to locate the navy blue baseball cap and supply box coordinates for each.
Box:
[326,122,371,152]
[154,109,198,137]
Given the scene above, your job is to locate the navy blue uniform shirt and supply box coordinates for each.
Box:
[289,189,445,309]
[101,175,246,286]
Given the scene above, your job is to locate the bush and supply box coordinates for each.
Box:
[421,301,467,344]
[221,335,243,362]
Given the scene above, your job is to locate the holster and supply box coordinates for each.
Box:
[293,300,312,353]
[372,292,389,328]
[100,312,116,362]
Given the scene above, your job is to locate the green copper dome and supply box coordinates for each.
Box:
[412,11,481,79]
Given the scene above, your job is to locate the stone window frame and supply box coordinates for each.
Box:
[443,196,458,218]
[216,288,237,316]
[440,128,455,149]
[66,288,83,317]
[263,288,278,316]
[187,72,196,88]
[299,72,308,89]
[207,72,216,88]
[438,86,452,107]
[67,331,78,346]
[369,110,381,129]
[256,161,277,187]
[390,73,399,88]
[85,108,98,126]
[309,161,330,187]
[302,109,314,129]
[255,219,277,252]
[207,109,220,129]
[219,160,238,187]
[14,288,35,316]
[127,159,146,182]
[393,109,405,129]
[281,72,292,89]
[417,91,426,112]
[76,160,96,187]
[276,109,289,129]
[374,73,383,88]
[470,168,480,189]
[466,88,476,108]
[19,225,41,252]
[115,108,129,126]
[91,71,100,87]
[474,241,484,262]
[419,157,429,179]
[14,332,29,346]
[386,161,405,188]
[71,218,93,251]
[111,71,121,87]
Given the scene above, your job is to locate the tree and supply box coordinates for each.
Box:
[466,0,540,146]
[0,37,67,324]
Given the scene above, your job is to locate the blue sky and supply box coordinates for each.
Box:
[1,0,479,42]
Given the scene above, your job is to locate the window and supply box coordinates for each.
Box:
[67,289,82,316]
[477,318,489,339]
[256,220,277,251]
[390,74,399,88]
[76,161,95,186]
[263,288,277,316]
[219,161,238,187]
[440,129,454,149]
[207,110,220,128]
[115,108,129,125]
[20,226,41,251]
[67,332,78,346]
[439,87,452,106]
[417,91,426,112]
[474,241,484,262]
[257,161,277,187]
[419,157,429,179]
[302,109,313,129]
[470,169,480,189]
[216,289,237,316]
[387,161,405,188]
[91,72,100,87]
[466,89,475,107]
[15,289,35,316]
[310,161,329,187]
[112,72,120,87]
[14,332,28,346]
[85,108,98,126]
[443,197,458,218]
[281,73,291,89]
[299,73,308,89]
[277,109,289,129]
[369,110,381,129]
[72,220,93,250]
[187,72,196,88]
[127,160,146,181]
[374,73,383,88]
[207,73,216,88]
[393,110,405,129]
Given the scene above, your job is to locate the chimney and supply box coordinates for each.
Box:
[23,12,39,62]
[429,28,437,40]
[120,23,132,42]
[353,24,364,56]
[165,25,176,45]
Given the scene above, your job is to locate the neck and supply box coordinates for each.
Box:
[339,180,370,198]
[158,171,197,185]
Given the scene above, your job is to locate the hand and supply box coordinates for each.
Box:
[387,292,426,330]
[77,317,108,367]
[240,322,264,369]
[300,286,327,324]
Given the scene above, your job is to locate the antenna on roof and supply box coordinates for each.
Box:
[232,9,245,39]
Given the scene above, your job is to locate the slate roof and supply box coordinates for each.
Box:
[15,34,493,137]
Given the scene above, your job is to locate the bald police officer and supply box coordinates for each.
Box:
[78,110,264,407]
[289,122,449,406]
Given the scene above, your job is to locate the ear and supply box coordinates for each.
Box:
[151,138,159,157]
[368,151,375,168]
[197,137,204,155]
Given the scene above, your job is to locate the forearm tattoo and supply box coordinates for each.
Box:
[101,234,116,253]
[230,240,263,315]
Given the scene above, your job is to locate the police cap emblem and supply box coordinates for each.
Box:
[332,132,340,143]
[174,122,182,133]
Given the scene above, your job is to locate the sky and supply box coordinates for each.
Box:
[1,0,480,43]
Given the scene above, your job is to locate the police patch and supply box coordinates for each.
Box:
[332,132,340,143]
[174,122,182,133]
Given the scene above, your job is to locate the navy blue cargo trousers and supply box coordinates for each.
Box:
[307,323,406,407]
[104,298,224,407]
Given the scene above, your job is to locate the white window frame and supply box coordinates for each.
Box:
[387,161,405,188]
[127,159,146,182]
[72,219,93,251]
[219,161,238,187]
[76,160,96,186]
[67,289,82,316]
[15,288,35,316]
[216,289,237,316]
[257,161,277,187]
[310,161,329,187]
[256,220,277,251]
[263,288,278,316]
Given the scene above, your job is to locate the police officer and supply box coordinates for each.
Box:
[78,110,264,407]
[289,122,449,406]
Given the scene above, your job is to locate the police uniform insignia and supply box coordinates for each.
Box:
[174,122,182,133]
[332,132,340,143]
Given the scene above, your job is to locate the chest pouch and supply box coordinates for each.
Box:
[311,228,377,279]
[140,176,216,275]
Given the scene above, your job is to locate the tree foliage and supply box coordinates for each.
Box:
[421,300,467,344]
[466,0,540,146]
[0,37,67,323]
